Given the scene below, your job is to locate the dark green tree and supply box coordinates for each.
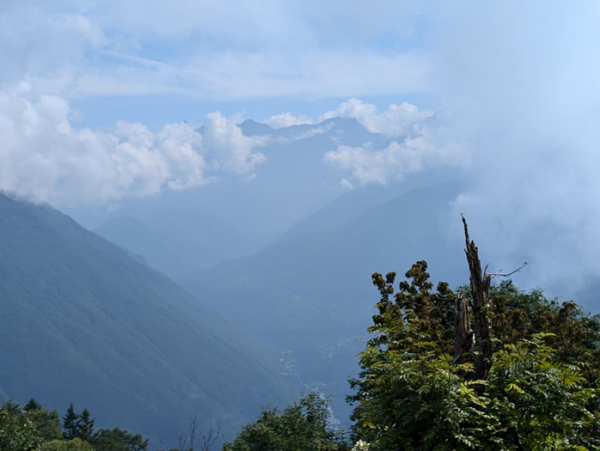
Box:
[23,398,41,412]
[223,392,348,451]
[76,408,95,442]
[3,399,22,416]
[62,403,79,440]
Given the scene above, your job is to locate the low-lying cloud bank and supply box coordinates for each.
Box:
[323,109,465,186]
[262,113,313,129]
[0,92,267,207]
[320,99,432,136]
[1,93,455,207]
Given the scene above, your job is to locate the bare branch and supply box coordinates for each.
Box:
[200,424,221,451]
[189,415,198,451]
[175,429,188,451]
[157,435,169,451]
[487,262,528,278]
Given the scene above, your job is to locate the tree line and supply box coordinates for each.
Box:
[0,399,148,451]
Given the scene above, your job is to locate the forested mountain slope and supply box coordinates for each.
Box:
[0,194,290,442]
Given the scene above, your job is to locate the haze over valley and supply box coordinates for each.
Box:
[2,1,600,449]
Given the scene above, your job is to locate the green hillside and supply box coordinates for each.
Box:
[0,194,291,443]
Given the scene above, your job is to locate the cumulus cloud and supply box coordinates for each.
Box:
[0,1,434,208]
[0,92,267,207]
[201,112,268,178]
[0,93,204,206]
[320,99,432,136]
[323,112,466,185]
[263,113,313,129]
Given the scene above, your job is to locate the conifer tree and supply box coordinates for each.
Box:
[76,408,95,442]
[62,403,79,440]
[24,398,41,412]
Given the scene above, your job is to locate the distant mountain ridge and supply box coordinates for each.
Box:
[277,167,460,244]
[77,117,391,246]
[0,193,291,442]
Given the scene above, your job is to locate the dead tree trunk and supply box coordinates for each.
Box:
[453,295,472,364]
[462,215,493,385]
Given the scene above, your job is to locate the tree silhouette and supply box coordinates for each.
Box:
[76,408,95,442]
[62,403,79,440]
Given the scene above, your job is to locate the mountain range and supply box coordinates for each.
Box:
[0,116,528,441]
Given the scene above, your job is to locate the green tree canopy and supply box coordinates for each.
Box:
[28,405,63,442]
[75,408,94,442]
[93,427,148,451]
[223,392,348,451]
[23,399,41,412]
[0,402,41,451]
[349,221,600,450]
[62,403,79,441]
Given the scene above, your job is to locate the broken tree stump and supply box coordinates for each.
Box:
[462,215,493,385]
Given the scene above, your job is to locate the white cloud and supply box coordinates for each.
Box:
[432,0,600,298]
[89,0,425,45]
[320,99,432,136]
[0,5,105,92]
[201,112,268,178]
[289,123,334,141]
[323,113,466,185]
[0,2,433,101]
[0,93,206,206]
[340,178,354,190]
[0,92,268,207]
[263,113,313,129]
[174,51,431,101]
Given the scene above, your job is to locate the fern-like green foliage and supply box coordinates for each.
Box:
[349,261,600,450]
